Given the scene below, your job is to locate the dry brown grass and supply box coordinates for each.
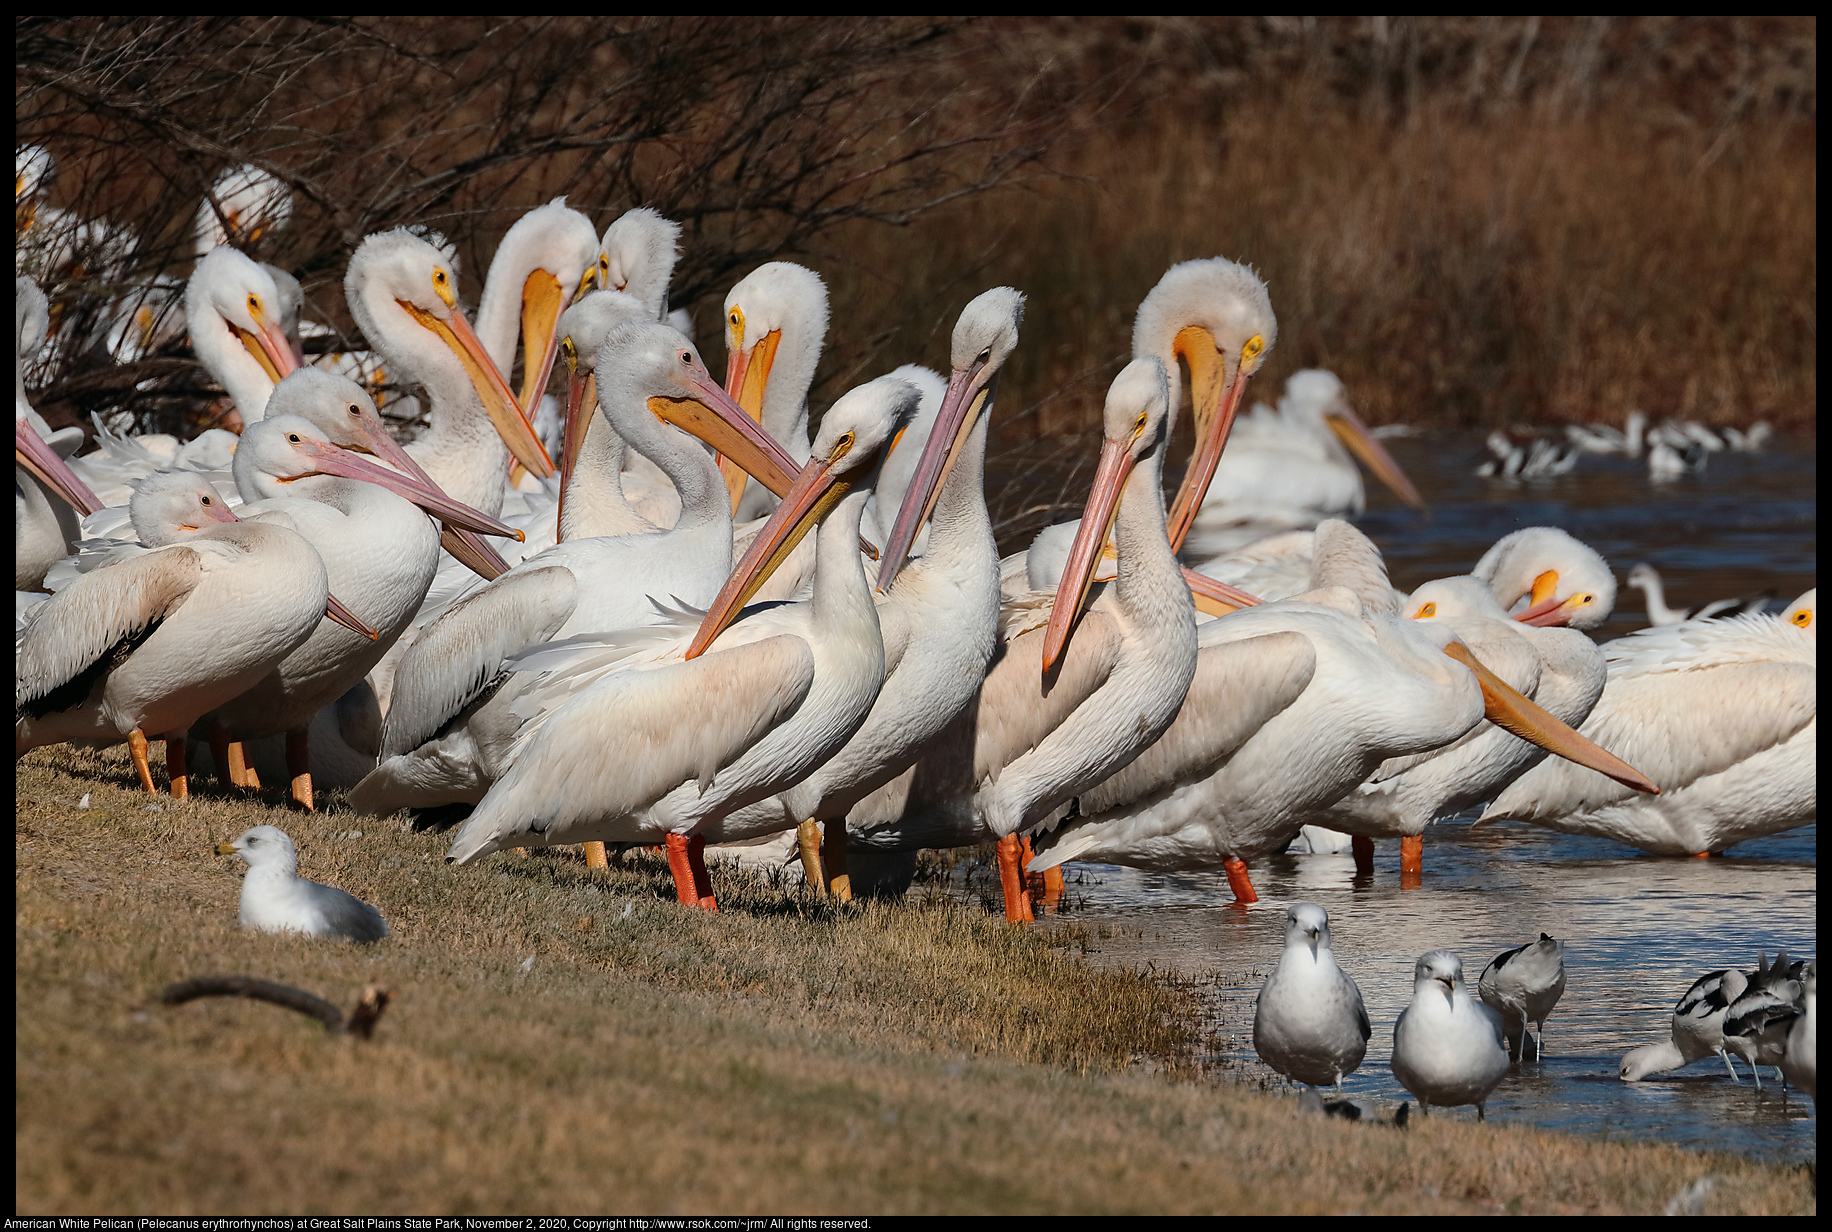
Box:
[16,745,1816,1215]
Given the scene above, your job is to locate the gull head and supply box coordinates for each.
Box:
[1285,901,1333,960]
[215,825,299,874]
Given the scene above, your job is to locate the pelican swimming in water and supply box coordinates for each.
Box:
[1181,368,1426,557]
[443,375,923,911]
[1482,589,1815,855]
[350,321,798,817]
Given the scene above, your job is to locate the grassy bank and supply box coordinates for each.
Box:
[15,745,1815,1215]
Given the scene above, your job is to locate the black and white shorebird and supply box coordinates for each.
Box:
[1252,903,1370,1094]
[1478,933,1567,1062]
[1781,961,1815,1099]
[1620,967,1750,1082]
[215,825,390,943]
[1391,951,1510,1119]
[1722,951,1807,1090]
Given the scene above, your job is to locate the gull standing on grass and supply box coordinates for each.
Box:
[216,825,389,943]
[1253,903,1370,1093]
[1391,950,1510,1119]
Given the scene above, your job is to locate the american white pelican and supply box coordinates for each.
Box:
[1306,573,1609,875]
[1722,951,1806,1089]
[196,385,518,810]
[1473,525,1616,630]
[1391,951,1510,1119]
[849,357,1199,920]
[342,228,553,518]
[1477,933,1567,1062]
[1017,257,1278,595]
[714,288,1022,897]
[720,261,825,521]
[444,375,924,911]
[17,277,105,589]
[1620,966,1751,1082]
[15,471,338,798]
[1185,369,1426,556]
[600,207,681,323]
[1782,961,1815,1098]
[471,198,601,429]
[1253,903,1370,1093]
[194,164,293,258]
[215,825,388,943]
[183,246,299,426]
[1624,562,1774,627]
[350,321,797,816]
[1481,589,1815,855]
[1028,521,1653,905]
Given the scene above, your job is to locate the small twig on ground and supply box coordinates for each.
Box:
[159,975,393,1038]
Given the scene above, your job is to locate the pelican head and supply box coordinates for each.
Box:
[601,207,682,322]
[877,285,1026,588]
[128,471,239,545]
[232,411,518,542]
[1285,902,1332,961]
[1414,950,1464,1009]
[481,198,602,412]
[1474,527,1616,630]
[555,289,652,501]
[1283,369,1425,512]
[720,261,829,509]
[345,227,553,478]
[1782,588,1815,633]
[1042,356,1172,676]
[195,163,292,257]
[1403,575,1509,622]
[186,246,299,391]
[1133,258,1277,551]
[688,374,921,659]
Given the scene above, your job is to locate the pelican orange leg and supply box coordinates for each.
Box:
[128,728,156,794]
[166,734,188,801]
[996,833,1034,922]
[821,820,852,902]
[796,819,826,895]
[584,842,609,869]
[664,833,718,913]
[1400,835,1424,875]
[1224,857,1258,906]
[286,729,313,811]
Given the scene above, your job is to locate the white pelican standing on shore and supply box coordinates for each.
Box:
[350,321,798,817]
[1482,589,1815,855]
[716,288,1022,897]
[444,376,924,911]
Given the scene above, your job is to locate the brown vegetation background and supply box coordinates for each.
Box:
[17,17,1817,454]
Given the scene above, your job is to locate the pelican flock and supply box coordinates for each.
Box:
[14,174,1814,1128]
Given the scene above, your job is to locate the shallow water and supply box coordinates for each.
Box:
[965,431,1818,1161]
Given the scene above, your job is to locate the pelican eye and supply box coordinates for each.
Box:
[1578,593,1596,605]
[1792,610,1812,628]
[348,403,361,417]
[1416,601,1436,618]
[1241,333,1266,366]
[287,433,302,443]
[247,293,261,312]
[561,337,578,370]
[828,431,856,462]
[1133,410,1149,434]
[977,347,992,365]
[200,495,212,505]
[678,349,693,366]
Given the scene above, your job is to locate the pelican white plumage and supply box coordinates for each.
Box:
[713,288,1021,897]
[15,470,333,797]
[195,384,517,809]
[1184,369,1425,556]
[471,198,601,433]
[1481,589,1815,854]
[599,207,681,323]
[1624,562,1774,627]
[720,261,826,522]
[342,228,553,518]
[1305,574,1609,875]
[1391,950,1511,1119]
[1253,903,1370,1092]
[848,357,1198,920]
[1477,933,1567,1062]
[1621,967,1752,1082]
[1473,526,1617,631]
[444,375,923,911]
[1028,522,1653,905]
[195,164,293,258]
[350,321,797,816]
[183,245,299,426]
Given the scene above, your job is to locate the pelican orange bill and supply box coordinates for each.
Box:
[282,436,524,541]
[877,359,992,591]
[16,421,104,516]
[1164,337,1255,554]
[1183,567,1263,617]
[517,267,569,416]
[1325,404,1427,512]
[397,296,554,479]
[1043,432,1138,676]
[719,328,783,512]
[647,350,800,503]
[231,311,299,386]
[324,594,379,641]
[1444,641,1660,797]
[687,451,849,660]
